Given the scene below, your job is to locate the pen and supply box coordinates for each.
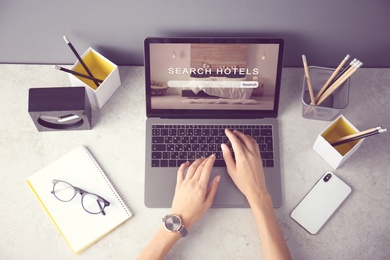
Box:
[314,54,350,103]
[54,66,104,83]
[63,36,99,87]
[302,55,316,105]
[331,126,387,146]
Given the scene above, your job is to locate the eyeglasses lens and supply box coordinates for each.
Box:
[53,181,76,202]
[82,193,106,214]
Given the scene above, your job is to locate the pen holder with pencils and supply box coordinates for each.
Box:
[313,115,363,169]
[69,48,121,109]
[302,66,350,121]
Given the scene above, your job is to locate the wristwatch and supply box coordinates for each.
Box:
[162,214,188,237]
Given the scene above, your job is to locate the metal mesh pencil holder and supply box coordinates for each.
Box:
[302,66,350,121]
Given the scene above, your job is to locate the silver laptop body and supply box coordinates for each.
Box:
[144,37,284,208]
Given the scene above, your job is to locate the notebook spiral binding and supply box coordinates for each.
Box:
[82,146,133,217]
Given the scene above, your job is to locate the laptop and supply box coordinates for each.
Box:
[144,37,284,208]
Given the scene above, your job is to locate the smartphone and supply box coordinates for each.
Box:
[290,172,352,235]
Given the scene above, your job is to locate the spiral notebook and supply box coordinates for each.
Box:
[27,145,133,254]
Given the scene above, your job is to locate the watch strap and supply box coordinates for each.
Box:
[178,225,188,237]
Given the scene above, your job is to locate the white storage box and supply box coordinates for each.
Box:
[313,115,364,169]
[69,48,121,109]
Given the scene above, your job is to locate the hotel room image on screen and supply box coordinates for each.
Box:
[149,43,280,111]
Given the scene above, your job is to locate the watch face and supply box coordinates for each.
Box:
[164,215,181,231]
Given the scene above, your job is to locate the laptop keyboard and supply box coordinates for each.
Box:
[151,124,275,168]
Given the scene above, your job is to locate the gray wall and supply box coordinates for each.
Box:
[1,0,389,67]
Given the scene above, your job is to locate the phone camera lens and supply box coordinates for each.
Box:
[323,173,332,182]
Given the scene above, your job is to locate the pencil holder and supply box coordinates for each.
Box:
[69,48,121,109]
[313,115,364,169]
[28,87,92,132]
[302,66,350,121]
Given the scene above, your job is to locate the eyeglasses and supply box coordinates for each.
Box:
[51,179,110,215]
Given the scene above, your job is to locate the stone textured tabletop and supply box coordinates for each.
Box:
[0,65,389,259]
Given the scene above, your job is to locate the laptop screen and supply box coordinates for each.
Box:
[144,37,284,119]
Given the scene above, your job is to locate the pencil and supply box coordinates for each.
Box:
[302,55,316,105]
[63,36,99,87]
[314,54,350,103]
[316,61,357,106]
[335,131,385,146]
[54,65,104,83]
[327,58,357,90]
[316,60,362,106]
[331,127,387,146]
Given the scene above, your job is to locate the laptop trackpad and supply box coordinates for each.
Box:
[212,172,245,206]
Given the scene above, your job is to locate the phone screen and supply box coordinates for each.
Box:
[290,172,352,234]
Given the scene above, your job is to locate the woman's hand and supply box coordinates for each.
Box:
[170,155,220,229]
[221,129,269,202]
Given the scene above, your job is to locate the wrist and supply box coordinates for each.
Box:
[246,189,272,209]
[169,210,194,230]
[160,225,182,239]
[163,214,188,237]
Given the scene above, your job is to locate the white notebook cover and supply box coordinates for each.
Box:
[27,145,133,254]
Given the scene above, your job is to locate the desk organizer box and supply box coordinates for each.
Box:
[313,115,363,169]
[28,87,92,132]
[69,48,121,109]
[302,66,350,121]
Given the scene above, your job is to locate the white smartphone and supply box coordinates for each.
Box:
[290,172,352,235]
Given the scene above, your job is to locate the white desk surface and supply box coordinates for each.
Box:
[1,64,389,259]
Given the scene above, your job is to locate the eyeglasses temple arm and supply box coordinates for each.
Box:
[98,201,106,215]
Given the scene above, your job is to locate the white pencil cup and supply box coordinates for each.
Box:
[313,115,364,169]
[69,48,121,109]
[302,66,350,121]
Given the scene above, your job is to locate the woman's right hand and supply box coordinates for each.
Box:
[221,129,269,202]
